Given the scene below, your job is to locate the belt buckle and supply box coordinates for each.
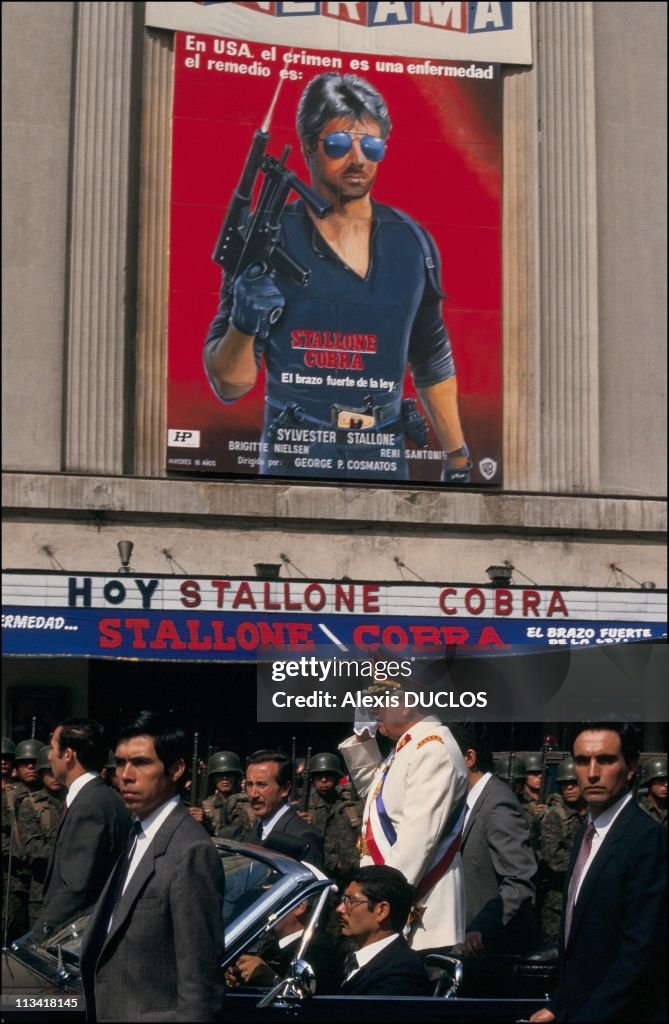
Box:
[332,398,377,431]
[356,835,368,856]
[336,409,376,429]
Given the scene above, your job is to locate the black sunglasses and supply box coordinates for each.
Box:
[319,131,387,162]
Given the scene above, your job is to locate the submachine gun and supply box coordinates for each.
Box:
[212,77,332,323]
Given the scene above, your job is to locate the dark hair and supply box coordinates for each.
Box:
[451,723,494,774]
[116,711,186,773]
[56,718,108,773]
[297,73,391,151]
[570,721,641,766]
[345,865,415,932]
[246,750,292,790]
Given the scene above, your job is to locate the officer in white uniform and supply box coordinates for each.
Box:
[340,675,468,951]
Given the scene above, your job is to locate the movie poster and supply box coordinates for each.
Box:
[166,30,503,485]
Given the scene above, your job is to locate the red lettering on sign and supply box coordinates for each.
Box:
[334,584,355,611]
[186,620,213,650]
[494,589,513,616]
[547,591,569,617]
[523,590,541,616]
[362,585,380,612]
[304,584,326,611]
[180,580,201,608]
[232,581,256,610]
[478,626,511,649]
[150,619,187,649]
[465,588,485,614]
[99,618,122,648]
[439,588,457,615]
[211,580,231,607]
[127,618,150,647]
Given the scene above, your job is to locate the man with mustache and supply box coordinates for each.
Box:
[246,750,323,869]
[204,72,470,483]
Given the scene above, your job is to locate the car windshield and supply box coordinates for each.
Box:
[19,842,332,986]
[215,841,330,957]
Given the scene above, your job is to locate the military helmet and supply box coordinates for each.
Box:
[308,752,341,776]
[641,755,667,786]
[14,738,44,762]
[2,737,16,757]
[36,746,52,773]
[523,752,545,774]
[556,758,578,783]
[207,751,243,777]
[495,755,527,781]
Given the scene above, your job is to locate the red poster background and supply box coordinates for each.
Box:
[166,33,502,484]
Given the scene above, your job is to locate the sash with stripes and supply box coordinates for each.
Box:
[362,733,466,897]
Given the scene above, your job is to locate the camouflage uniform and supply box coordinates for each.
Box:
[18,786,64,925]
[201,790,256,840]
[304,786,362,883]
[638,795,667,828]
[537,793,584,943]
[519,792,546,855]
[2,783,32,941]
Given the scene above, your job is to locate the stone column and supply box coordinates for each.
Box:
[64,2,140,474]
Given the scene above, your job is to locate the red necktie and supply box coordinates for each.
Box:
[564,821,596,943]
[57,800,69,827]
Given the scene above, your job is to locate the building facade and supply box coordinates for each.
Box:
[2,2,666,752]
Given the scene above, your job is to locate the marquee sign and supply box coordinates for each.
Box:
[3,572,665,662]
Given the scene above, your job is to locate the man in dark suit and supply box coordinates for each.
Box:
[80,711,225,1022]
[453,723,540,956]
[31,718,131,938]
[227,897,343,993]
[530,722,667,1023]
[337,865,431,996]
[246,750,324,868]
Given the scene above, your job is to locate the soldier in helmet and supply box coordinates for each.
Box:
[536,757,587,943]
[14,738,45,797]
[494,754,527,800]
[519,752,549,831]
[188,750,256,839]
[638,756,667,827]
[2,736,32,941]
[18,746,66,926]
[297,752,363,884]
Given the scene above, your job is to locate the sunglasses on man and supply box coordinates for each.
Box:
[319,130,387,162]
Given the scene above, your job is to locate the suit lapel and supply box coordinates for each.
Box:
[342,936,402,992]
[566,799,636,950]
[101,804,185,952]
[44,777,104,891]
[462,777,492,845]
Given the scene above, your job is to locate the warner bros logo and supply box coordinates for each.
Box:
[478,457,498,481]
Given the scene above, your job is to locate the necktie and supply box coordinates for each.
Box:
[564,821,596,943]
[108,819,143,918]
[343,952,359,978]
[56,800,69,827]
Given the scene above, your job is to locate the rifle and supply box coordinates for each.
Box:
[300,747,312,813]
[539,734,558,804]
[290,736,297,803]
[212,77,331,300]
[191,731,201,808]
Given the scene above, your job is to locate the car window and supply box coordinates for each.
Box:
[221,850,284,927]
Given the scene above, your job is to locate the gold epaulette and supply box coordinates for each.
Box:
[417,735,444,749]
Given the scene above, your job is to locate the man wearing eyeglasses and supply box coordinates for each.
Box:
[204,72,470,484]
[337,865,431,995]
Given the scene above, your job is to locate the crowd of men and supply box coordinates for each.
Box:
[2,706,667,1022]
